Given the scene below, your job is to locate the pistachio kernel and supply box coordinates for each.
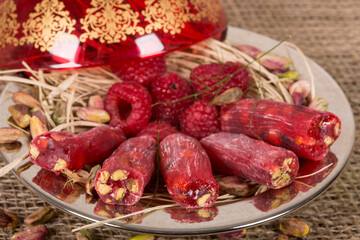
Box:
[197,208,211,218]
[115,188,126,201]
[324,137,334,147]
[98,171,110,183]
[53,158,67,171]
[111,170,128,181]
[97,183,112,195]
[279,218,310,237]
[29,144,40,159]
[197,194,210,207]
[126,179,139,193]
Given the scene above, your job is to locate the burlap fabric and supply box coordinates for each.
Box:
[1,0,359,239]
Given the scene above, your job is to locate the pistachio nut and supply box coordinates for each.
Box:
[0,127,23,144]
[279,218,310,237]
[236,44,261,59]
[24,207,55,226]
[11,225,48,240]
[0,141,22,153]
[8,104,32,128]
[218,229,247,239]
[75,230,93,240]
[30,116,48,139]
[308,97,329,111]
[12,91,41,109]
[217,176,259,197]
[288,80,310,98]
[129,235,155,240]
[212,87,243,106]
[0,209,18,229]
[277,71,299,81]
[257,53,291,72]
[76,107,110,123]
[52,102,66,125]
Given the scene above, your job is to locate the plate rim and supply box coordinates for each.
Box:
[0,26,356,236]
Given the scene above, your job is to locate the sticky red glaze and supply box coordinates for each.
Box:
[136,121,178,142]
[95,135,157,205]
[253,184,299,212]
[221,99,341,160]
[201,132,299,189]
[159,133,218,208]
[32,169,84,204]
[165,207,218,223]
[30,131,88,173]
[79,125,126,164]
[105,82,152,136]
[29,126,126,173]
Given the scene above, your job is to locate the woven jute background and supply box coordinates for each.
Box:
[1,0,359,239]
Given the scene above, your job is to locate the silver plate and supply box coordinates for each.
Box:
[0,27,355,236]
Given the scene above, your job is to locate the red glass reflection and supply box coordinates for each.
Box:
[0,0,227,70]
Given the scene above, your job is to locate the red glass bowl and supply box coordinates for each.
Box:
[0,0,227,70]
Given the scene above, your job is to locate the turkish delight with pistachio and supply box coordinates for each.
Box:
[201,132,299,189]
[221,99,341,160]
[159,133,218,208]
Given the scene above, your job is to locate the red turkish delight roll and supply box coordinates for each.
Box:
[95,135,157,205]
[29,132,88,173]
[201,132,299,189]
[29,126,126,173]
[137,121,178,141]
[221,99,341,160]
[79,125,126,164]
[159,133,218,208]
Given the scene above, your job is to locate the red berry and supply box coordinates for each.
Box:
[150,72,193,126]
[137,122,178,142]
[105,82,152,136]
[111,56,167,86]
[181,100,220,140]
[190,62,250,101]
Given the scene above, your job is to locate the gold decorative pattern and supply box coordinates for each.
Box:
[20,0,76,52]
[142,0,191,35]
[0,0,20,49]
[79,0,145,44]
[0,0,223,49]
[190,0,221,23]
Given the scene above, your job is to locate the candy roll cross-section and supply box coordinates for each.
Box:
[95,135,157,205]
[159,133,219,208]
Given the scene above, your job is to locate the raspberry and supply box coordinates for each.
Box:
[111,56,167,86]
[190,62,250,101]
[137,122,178,141]
[105,82,152,136]
[150,72,193,126]
[180,100,220,140]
